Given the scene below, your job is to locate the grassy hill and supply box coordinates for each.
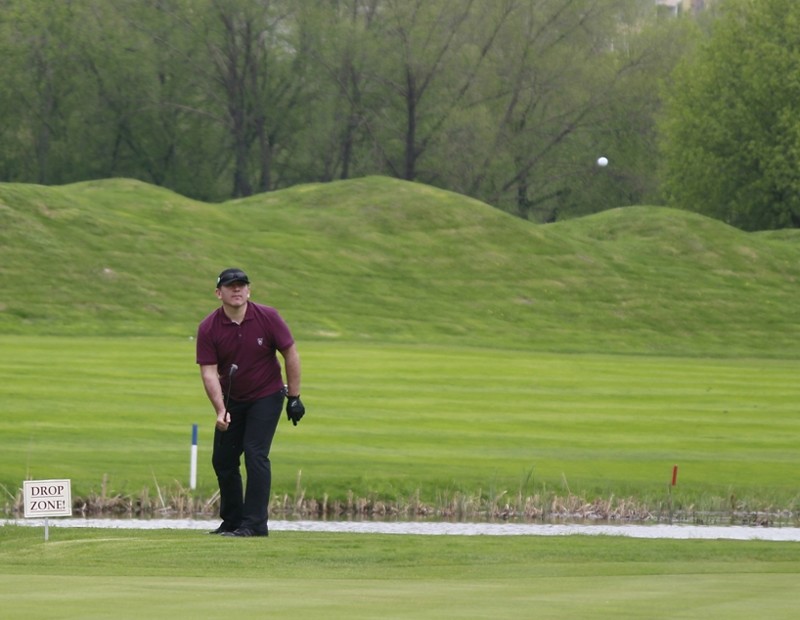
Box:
[1,175,799,357]
[2,177,800,517]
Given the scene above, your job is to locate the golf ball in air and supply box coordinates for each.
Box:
[597,156,608,167]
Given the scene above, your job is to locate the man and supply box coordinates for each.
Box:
[196,267,305,537]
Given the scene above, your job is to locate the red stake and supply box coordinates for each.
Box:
[671,465,678,486]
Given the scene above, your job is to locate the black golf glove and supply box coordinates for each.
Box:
[286,395,305,426]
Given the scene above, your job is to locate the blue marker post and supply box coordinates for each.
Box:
[190,424,198,490]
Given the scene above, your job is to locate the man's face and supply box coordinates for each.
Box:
[216,281,249,307]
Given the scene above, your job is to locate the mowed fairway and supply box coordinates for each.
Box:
[3,337,799,618]
[1,335,799,513]
[1,526,799,619]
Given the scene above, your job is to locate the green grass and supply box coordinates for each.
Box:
[2,335,799,520]
[1,526,799,619]
[2,176,800,356]
[2,176,800,617]
[1,176,800,514]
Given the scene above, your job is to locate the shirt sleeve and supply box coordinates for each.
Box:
[195,318,218,366]
[268,308,295,351]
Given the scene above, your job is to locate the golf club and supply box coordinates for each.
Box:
[224,363,238,413]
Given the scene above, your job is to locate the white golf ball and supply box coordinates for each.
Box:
[597,156,608,167]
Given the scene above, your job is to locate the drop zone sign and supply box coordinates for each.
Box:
[23,479,72,518]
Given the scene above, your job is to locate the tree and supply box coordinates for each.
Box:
[0,0,691,219]
[75,2,187,186]
[200,0,310,197]
[126,0,311,198]
[363,0,514,182]
[0,1,94,184]
[660,0,800,230]
[458,0,687,221]
[293,0,383,183]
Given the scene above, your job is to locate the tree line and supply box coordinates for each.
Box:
[1,0,796,229]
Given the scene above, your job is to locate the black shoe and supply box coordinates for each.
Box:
[208,523,239,535]
[221,527,268,538]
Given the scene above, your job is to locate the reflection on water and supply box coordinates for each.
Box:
[4,518,800,541]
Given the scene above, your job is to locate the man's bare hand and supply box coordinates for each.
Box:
[216,410,230,431]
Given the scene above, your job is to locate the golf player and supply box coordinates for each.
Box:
[196,268,305,537]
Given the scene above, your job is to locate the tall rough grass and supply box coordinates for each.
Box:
[4,475,796,527]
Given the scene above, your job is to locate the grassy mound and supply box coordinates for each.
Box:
[2,176,799,356]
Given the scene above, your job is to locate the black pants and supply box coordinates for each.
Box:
[212,391,283,533]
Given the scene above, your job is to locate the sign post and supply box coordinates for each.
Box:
[23,479,72,541]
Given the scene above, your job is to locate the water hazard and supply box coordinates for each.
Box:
[4,518,800,541]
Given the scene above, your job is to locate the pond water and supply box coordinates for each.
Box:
[4,518,800,541]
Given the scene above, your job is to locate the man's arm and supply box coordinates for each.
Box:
[199,364,230,431]
[280,343,301,397]
[281,343,305,426]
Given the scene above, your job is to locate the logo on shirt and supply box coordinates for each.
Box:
[257,338,264,346]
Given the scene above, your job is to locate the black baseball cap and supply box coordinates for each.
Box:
[216,268,250,288]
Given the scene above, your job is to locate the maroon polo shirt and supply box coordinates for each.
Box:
[196,302,294,402]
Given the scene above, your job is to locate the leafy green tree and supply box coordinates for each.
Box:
[121,0,312,198]
[209,0,294,195]
[73,2,186,185]
[459,0,686,221]
[363,0,514,182]
[0,0,692,219]
[552,3,697,221]
[0,0,215,195]
[190,0,309,197]
[0,1,95,184]
[100,0,237,200]
[660,0,800,230]
[293,0,384,183]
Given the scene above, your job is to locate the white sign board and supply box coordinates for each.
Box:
[23,479,72,518]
